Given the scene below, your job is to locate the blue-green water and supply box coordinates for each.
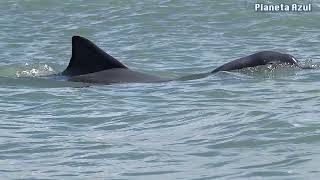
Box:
[1,0,320,179]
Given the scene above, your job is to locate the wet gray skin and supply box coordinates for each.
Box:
[52,36,299,85]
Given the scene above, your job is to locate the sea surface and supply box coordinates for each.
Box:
[1,0,320,179]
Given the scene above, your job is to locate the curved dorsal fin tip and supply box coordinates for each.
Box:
[72,36,88,43]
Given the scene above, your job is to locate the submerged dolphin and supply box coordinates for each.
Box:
[57,36,298,84]
[212,51,298,73]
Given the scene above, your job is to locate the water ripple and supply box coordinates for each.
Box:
[1,0,320,179]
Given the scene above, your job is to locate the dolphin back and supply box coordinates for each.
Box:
[57,36,301,85]
[211,51,298,73]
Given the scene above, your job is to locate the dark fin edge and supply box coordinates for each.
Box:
[62,36,127,76]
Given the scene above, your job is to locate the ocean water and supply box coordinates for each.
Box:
[1,0,320,179]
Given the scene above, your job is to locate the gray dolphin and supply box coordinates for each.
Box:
[61,36,173,84]
[211,51,298,73]
[57,36,298,84]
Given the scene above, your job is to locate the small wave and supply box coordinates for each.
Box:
[298,59,320,69]
[231,59,320,78]
[0,62,58,78]
[0,63,88,88]
[15,63,56,77]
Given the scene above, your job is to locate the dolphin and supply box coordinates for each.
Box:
[211,51,298,73]
[61,36,174,84]
[56,36,299,84]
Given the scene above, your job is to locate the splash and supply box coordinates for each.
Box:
[16,63,56,77]
[233,63,299,79]
[298,59,320,69]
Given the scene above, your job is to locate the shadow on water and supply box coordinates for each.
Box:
[0,59,319,88]
[178,60,319,81]
[0,76,88,88]
[0,63,88,88]
[220,59,320,79]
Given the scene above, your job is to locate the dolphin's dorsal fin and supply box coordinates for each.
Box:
[62,36,127,76]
